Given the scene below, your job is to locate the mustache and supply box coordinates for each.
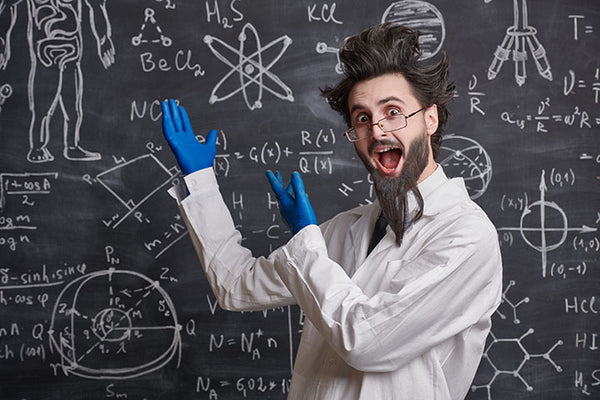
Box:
[368,139,404,155]
[372,134,429,246]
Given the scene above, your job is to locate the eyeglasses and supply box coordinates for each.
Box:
[344,108,425,142]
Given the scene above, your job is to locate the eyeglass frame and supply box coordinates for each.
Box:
[343,107,425,142]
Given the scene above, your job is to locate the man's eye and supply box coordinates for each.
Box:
[387,108,401,117]
[356,115,369,124]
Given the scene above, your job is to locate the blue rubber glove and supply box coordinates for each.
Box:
[161,99,217,175]
[266,170,317,234]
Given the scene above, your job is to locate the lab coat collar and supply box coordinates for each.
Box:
[416,165,470,217]
[348,201,382,264]
[347,165,462,258]
[407,165,449,217]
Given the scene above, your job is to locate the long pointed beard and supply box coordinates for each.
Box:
[361,133,430,245]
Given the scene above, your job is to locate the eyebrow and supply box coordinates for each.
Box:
[349,96,407,114]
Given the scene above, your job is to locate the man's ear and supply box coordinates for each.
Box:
[425,104,439,136]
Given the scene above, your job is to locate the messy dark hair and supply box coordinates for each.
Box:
[321,23,454,159]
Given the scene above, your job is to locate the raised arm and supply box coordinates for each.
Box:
[84,0,115,68]
[162,99,295,310]
[0,0,21,69]
[161,99,217,175]
[271,211,502,372]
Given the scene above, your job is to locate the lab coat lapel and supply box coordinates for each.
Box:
[369,225,395,255]
[368,186,422,256]
[349,203,381,269]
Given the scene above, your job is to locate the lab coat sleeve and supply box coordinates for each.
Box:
[179,168,295,311]
[270,217,502,372]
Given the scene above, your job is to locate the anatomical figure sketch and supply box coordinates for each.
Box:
[0,0,115,163]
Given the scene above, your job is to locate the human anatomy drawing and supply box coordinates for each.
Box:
[0,0,115,163]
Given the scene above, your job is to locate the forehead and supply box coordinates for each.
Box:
[348,73,418,111]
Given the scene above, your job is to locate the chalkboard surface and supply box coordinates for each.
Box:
[0,0,598,399]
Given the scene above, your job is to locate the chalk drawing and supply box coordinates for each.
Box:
[0,0,116,163]
[382,0,446,60]
[48,268,182,379]
[497,170,597,277]
[488,0,552,86]
[204,22,294,110]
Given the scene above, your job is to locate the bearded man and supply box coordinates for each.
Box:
[162,23,502,400]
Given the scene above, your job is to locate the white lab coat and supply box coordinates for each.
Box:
[177,166,503,400]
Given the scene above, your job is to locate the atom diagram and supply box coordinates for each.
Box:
[203,23,294,110]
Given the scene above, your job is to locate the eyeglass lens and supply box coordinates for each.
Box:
[354,115,406,137]
[345,108,424,142]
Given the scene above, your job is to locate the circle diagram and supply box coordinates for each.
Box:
[438,134,492,199]
[520,200,568,253]
[48,268,181,379]
[382,0,446,60]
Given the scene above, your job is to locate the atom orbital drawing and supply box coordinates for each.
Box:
[204,23,294,111]
[48,268,182,379]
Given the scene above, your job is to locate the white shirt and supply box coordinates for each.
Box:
[178,166,503,400]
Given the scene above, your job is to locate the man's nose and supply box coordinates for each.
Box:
[370,120,389,140]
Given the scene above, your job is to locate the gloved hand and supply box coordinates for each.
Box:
[161,99,217,175]
[266,170,317,234]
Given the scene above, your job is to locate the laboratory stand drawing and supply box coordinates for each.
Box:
[48,268,182,379]
[0,0,115,163]
[488,0,552,86]
[203,22,294,111]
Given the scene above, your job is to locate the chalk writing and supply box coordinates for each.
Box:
[307,3,343,25]
[0,1,597,399]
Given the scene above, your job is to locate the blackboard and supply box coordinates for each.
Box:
[0,0,598,399]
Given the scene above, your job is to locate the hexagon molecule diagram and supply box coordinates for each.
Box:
[48,268,182,379]
[471,328,563,399]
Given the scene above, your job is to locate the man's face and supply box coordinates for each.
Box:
[348,73,439,244]
[348,73,438,184]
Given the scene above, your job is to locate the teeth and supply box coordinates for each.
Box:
[376,147,399,153]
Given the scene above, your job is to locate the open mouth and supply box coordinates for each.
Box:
[373,146,404,176]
